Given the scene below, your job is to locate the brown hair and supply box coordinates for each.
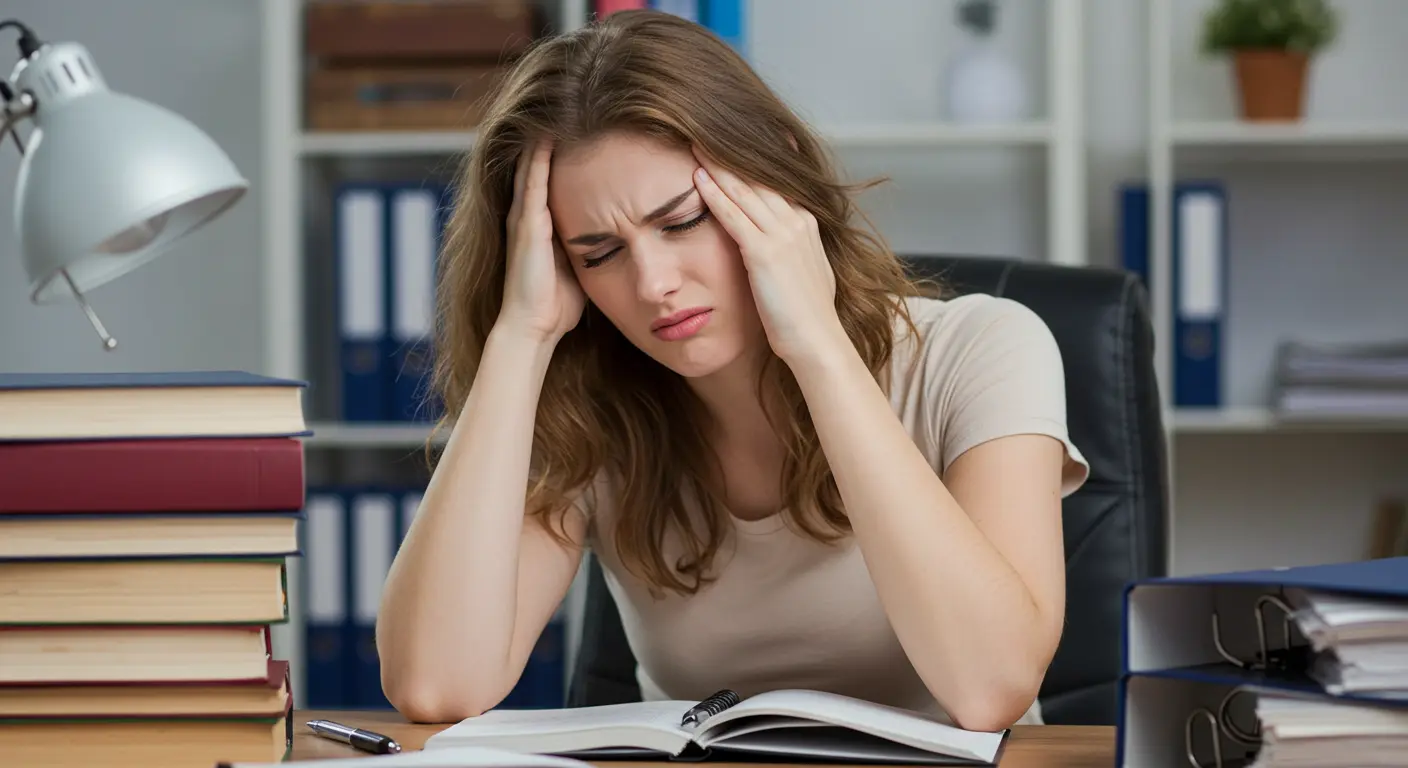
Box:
[431,10,928,596]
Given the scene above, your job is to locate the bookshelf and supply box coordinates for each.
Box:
[1144,0,1408,576]
[259,0,1088,705]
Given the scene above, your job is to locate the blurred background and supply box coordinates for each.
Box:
[2,0,1406,711]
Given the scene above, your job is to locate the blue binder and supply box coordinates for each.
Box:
[335,184,393,422]
[1170,183,1227,408]
[388,183,444,423]
[702,0,745,54]
[1117,181,1227,408]
[1117,557,1408,767]
[301,489,349,708]
[347,488,399,709]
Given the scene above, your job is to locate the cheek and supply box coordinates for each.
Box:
[573,266,635,321]
[698,227,750,293]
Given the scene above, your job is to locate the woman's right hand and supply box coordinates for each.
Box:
[497,140,586,344]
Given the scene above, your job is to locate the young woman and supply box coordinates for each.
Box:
[376,9,1089,732]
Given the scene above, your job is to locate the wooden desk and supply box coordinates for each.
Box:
[292,711,1115,768]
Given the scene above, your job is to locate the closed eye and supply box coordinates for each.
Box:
[581,211,712,269]
[663,210,710,234]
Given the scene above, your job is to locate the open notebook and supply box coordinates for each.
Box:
[422,689,1008,765]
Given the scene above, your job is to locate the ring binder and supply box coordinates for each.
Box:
[1182,687,1259,768]
[680,689,741,727]
[1119,556,1408,768]
[1210,591,1311,674]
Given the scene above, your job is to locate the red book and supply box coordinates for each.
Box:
[0,437,304,513]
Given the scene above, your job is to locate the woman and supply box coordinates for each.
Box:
[377,9,1089,732]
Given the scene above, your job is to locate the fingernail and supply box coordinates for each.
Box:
[695,167,710,183]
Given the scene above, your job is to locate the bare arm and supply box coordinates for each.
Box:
[789,331,1067,733]
[376,326,586,722]
[377,140,589,723]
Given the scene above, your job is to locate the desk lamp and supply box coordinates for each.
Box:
[0,19,249,350]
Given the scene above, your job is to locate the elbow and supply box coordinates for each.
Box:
[940,663,1047,733]
[383,671,501,724]
[378,642,505,723]
[945,689,1037,733]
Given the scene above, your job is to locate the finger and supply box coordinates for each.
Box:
[753,184,794,221]
[512,140,534,205]
[691,146,779,232]
[525,139,554,213]
[693,166,760,251]
[507,140,534,227]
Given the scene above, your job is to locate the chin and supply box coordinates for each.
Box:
[636,336,747,379]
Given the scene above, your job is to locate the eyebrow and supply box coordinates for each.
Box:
[564,187,698,246]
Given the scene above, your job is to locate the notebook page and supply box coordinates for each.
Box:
[424,700,695,751]
[697,689,1003,763]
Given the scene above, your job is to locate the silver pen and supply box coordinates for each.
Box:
[306,718,402,754]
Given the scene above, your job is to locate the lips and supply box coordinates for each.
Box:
[650,307,713,342]
[650,307,711,331]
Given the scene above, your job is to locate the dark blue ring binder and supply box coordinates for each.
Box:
[1210,591,1311,674]
[1183,686,1259,768]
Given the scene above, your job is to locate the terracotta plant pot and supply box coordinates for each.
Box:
[1232,49,1310,121]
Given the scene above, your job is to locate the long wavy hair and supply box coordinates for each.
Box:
[431,9,930,596]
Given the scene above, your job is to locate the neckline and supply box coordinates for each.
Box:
[730,509,788,536]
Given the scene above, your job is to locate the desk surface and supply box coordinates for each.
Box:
[292,710,1115,768]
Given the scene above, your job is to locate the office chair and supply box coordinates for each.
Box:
[565,255,1171,725]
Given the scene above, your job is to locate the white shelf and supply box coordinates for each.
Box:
[1171,407,1408,434]
[300,130,478,157]
[819,121,1052,148]
[1170,120,1408,147]
[304,422,441,448]
[298,122,1053,158]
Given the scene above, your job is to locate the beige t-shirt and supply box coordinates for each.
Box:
[581,293,1091,726]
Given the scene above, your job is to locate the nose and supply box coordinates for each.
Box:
[632,241,683,304]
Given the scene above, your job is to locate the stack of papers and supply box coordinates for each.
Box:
[1272,340,1408,418]
[1287,588,1408,696]
[1251,691,1408,768]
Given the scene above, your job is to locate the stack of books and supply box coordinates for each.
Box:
[0,371,310,768]
[1117,557,1408,768]
[1271,339,1408,420]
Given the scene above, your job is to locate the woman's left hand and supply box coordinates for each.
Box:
[691,146,848,369]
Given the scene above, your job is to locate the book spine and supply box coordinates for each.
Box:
[0,438,305,513]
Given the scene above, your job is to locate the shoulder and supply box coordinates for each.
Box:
[893,292,1061,379]
[890,292,1089,496]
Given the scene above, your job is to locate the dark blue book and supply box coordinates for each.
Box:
[0,370,309,442]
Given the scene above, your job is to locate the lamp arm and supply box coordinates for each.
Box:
[0,19,40,154]
[0,19,43,59]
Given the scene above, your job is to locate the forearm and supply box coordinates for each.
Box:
[790,346,1054,730]
[377,325,559,716]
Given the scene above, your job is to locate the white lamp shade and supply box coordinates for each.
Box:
[12,43,248,304]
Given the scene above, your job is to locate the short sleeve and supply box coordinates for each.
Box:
[919,296,1090,497]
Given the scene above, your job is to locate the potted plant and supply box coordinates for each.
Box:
[1201,0,1339,121]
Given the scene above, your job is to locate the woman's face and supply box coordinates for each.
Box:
[548,131,765,378]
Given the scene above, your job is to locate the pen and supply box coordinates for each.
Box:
[306,719,402,754]
[680,689,740,727]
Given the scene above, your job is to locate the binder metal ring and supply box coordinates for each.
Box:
[1183,686,1260,768]
[1211,591,1306,672]
[1184,708,1223,768]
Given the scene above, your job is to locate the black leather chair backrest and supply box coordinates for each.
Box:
[566,255,1170,725]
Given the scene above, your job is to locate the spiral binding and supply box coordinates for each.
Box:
[680,689,741,727]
